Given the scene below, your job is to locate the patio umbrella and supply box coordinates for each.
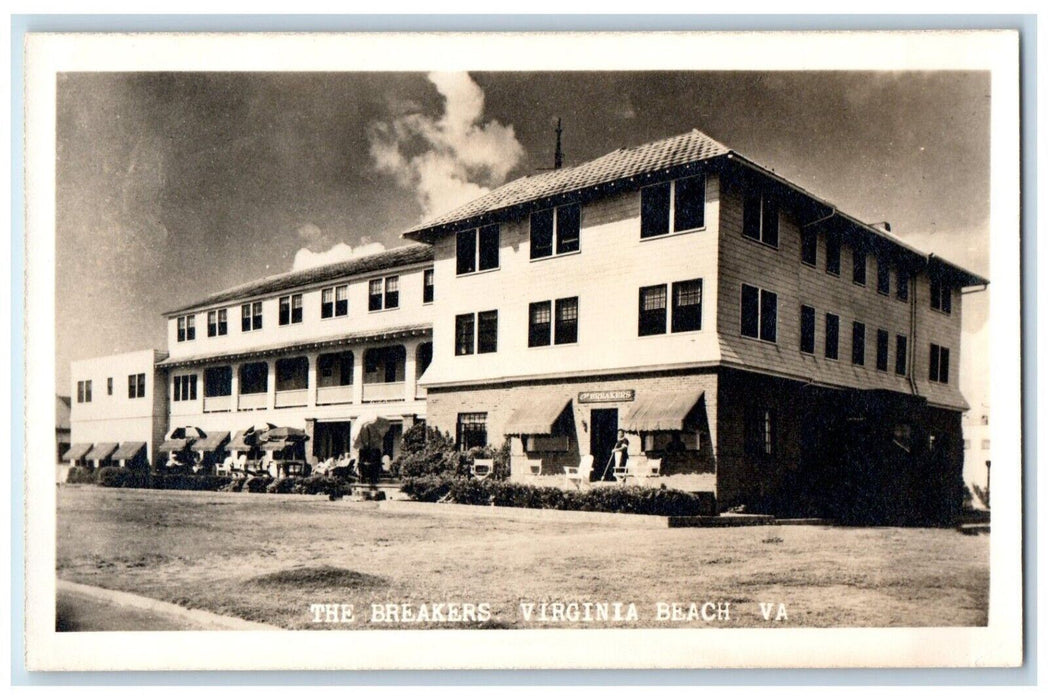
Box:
[353,417,392,450]
[263,426,307,441]
[182,426,207,440]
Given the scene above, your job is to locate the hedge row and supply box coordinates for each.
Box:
[401,476,716,517]
[83,468,353,498]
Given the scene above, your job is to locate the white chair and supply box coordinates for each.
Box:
[612,451,631,483]
[218,455,235,476]
[234,454,248,475]
[471,458,494,479]
[564,455,594,490]
[643,457,663,479]
[526,458,543,477]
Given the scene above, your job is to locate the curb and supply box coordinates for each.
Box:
[375,498,671,528]
[57,579,282,631]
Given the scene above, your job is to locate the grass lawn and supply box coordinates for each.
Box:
[56,485,989,630]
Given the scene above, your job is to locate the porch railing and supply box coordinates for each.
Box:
[238,392,267,410]
[275,388,308,408]
[362,381,405,403]
[317,384,353,405]
[203,395,232,413]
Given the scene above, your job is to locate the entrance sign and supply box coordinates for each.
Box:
[578,390,635,404]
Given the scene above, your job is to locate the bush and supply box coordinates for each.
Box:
[266,477,298,494]
[220,477,247,493]
[400,476,715,516]
[66,467,97,484]
[96,467,150,489]
[294,476,353,498]
[243,475,274,493]
[392,423,511,481]
[150,473,233,491]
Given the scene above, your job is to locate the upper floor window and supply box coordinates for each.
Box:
[128,373,146,399]
[636,279,703,337]
[76,380,92,403]
[456,224,500,275]
[173,374,198,402]
[800,305,816,354]
[207,309,228,337]
[107,377,113,396]
[930,278,952,314]
[852,248,867,286]
[368,276,399,311]
[801,229,817,267]
[321,285,349,319]
[177,315,196,342]
[876,328,889,372]
[641,174,706,239]
[241,302,263,332]
[423,269,435,303]
[742,188,779,247]
[638,285,668,337]
[897,267,910,301]
[929,343,950,383]
[826,234,841,276]
[825,313,840,360]
[455,310,498,355]
[529,297,580,346]
[877,257,890,295]
[279,294,303,325]
[851,321,866,366]
[741,284,777,343]
[895,334,908,376]
[531,203,581,257]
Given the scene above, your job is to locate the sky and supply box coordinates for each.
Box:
[55,70,991,399]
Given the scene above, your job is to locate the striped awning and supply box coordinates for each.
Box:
[229,430,254,451]
[262,439,296,451]
[85,442,119,461]
[159,437,194,452]
[62,443,93,461]
[503,396,572,436]
[621,389,705,432]
[112,442,146,461]
[194,431,230,452]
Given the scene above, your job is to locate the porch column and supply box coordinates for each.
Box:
[230,362,240,412]
[266,358,277,410]
[306,352,318,408]
[404,340,417,403]
[353,347,366,404]
[304,418,318,468]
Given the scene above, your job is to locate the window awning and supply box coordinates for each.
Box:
[85,442,119,461]
[229,430,255,451]
[62,443,93,461]
[621,389,705,432]
[262,439,297,451]
[112,442,146,461]
[194,431,230,452]
[159,437,194,452]
[503,396,572,436]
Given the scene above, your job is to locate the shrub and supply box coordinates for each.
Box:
[66,467,97,484]
[401,475,456,502]
[220,477,247,493]
[96,467,150,489]
[294,476,353,498]
[243,475,274,493]
[266,477,298,494]
[150,473,233,491]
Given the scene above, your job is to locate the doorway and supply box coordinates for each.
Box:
[314,421,353,461]
[589,408,619,481]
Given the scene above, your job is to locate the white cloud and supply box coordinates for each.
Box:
[368,72,525,220]
[291,223,386,271]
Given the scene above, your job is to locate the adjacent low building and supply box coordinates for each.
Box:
[67,128,987,523]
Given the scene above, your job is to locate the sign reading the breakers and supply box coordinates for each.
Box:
[68,128,987,526]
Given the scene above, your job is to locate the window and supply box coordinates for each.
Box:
[276,357,309,391]
[897,267,910,301]
[877,257,890,295]
[529,301,552,347]
[671,279,703,333]
[241,302,262,332]
[826,234,841,276]
[741,284,777,343]
[107,377,113,396]
[851,322,866,366]
[744,407,774,457]
[177,315,196,342]
[895,334,908,376]
[128,373,146,399]
[981,439,991,450]
[321,285,348,318]
[77,380,92,403]
[423,269,435,303]
[239,362,268,394]
[455,314,475,356]
[641,174,706,239]
[825,313,840,360]
[742,188,779,247]
[173,375,198,402]
[800,305,816,354]
[457,413,488,450]
[930,278,952,313]
[279,294,303,325]
[531,203,581,257]
[384,276,399,309]
[876,329,889,371]
[981,414,989,426]
[554,297,579,344]
[638,285,668,337]
[477,310,498,354]
[204,366,233,397]
[852,248,867,286]
[207,309,228,337]
[317,352,354,387]
[456,224,500,274]
[369,276,399,311]
[801,229,817,266]
[929,343,950,383]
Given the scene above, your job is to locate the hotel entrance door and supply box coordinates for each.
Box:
[589,408,619,481]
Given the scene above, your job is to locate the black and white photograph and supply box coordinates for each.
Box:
[22,30,1023,671]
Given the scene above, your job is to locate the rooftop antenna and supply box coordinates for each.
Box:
[554,117,564,170]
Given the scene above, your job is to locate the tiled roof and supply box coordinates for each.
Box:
[403,129,731,240]
[165,245,434,316]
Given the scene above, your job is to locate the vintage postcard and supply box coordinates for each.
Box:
[23,30,1023,671]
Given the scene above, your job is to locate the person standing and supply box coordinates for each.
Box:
[609,429,630,479]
